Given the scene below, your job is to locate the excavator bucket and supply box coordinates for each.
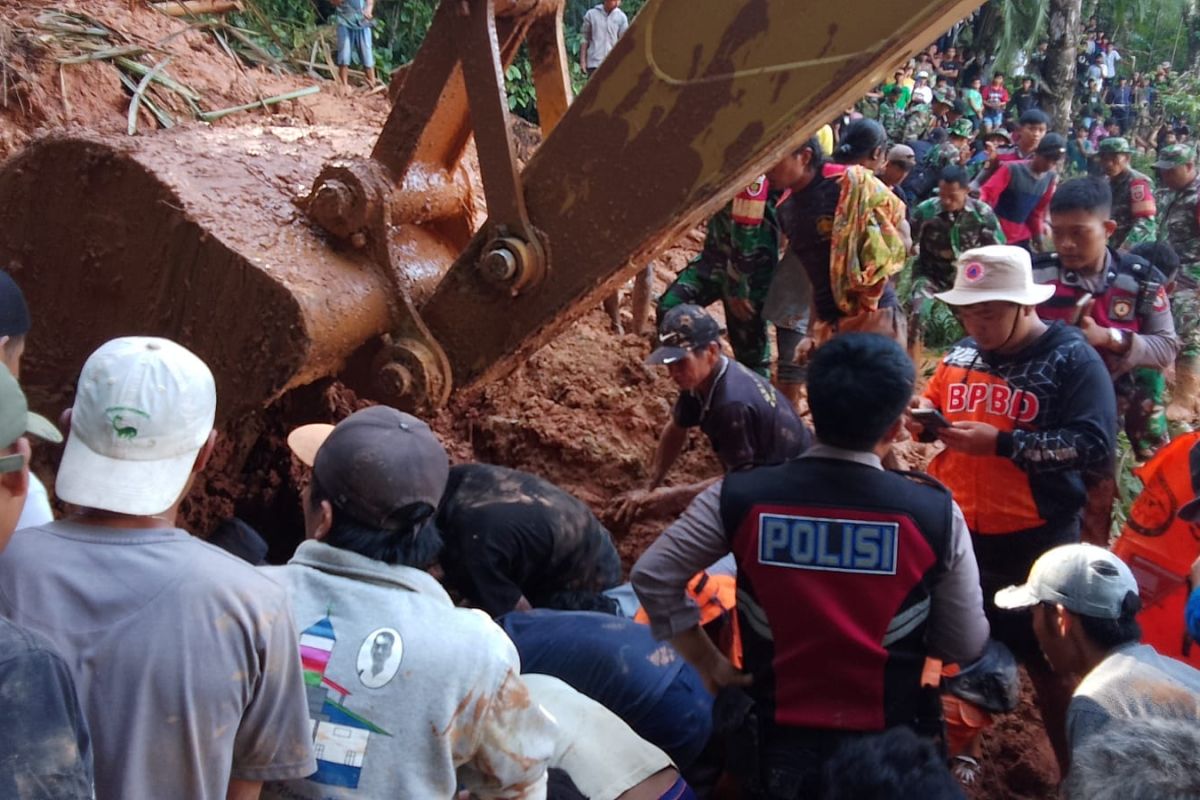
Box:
[0,126,470,422]
[0,0,981,422]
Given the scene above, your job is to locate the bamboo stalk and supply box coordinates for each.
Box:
[57,45,147,64]
[117,71,174,129]
[128,57,173,135]
[219,23,279,66]
[59,63,71,118]
[197,85,319,122]
[151,0,244,16]
[114,56,200,100]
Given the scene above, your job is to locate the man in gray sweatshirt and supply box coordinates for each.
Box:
[263,407,556,800]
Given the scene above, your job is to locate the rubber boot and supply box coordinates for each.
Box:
[1167,358,1200,423]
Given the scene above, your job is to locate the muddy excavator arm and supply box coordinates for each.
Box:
[310,0,984,409]
[0,0,981,425]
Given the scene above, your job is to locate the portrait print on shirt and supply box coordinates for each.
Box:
[357,627,403,689]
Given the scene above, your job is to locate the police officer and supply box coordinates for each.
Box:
[1154,144,1200,420]
[613,304,811,526]
[1098,137,1157,249]
[657,178,780,378]
[632,333,989,798]
[1034,178,1178,543]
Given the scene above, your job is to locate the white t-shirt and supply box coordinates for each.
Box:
[16,473,53,530]
[1104,49,1121,77]
[525,673,672,800]
[911,85,933,105]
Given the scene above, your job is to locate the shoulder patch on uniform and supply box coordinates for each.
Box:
[1154,285,1169,312]
[1131,178,1157,216]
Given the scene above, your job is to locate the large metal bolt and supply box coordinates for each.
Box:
[480,245,518,283]
[309,178,352,228]
[376,362,413,399]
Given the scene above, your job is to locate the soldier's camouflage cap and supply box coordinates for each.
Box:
[948,118,974,138]
[1155,143,1195,168]
[1098,137,1134,155]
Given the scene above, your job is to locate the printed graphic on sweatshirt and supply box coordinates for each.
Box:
[356,627,403,689]
[299,614,393,789]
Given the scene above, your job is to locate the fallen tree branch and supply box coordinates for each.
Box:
[151,0,245,16]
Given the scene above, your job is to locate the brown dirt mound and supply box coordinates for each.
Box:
[0,0,390,161]
[8,3,1061,797]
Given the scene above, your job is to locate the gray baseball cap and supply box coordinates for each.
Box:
[289,406,450,530]
[994,544,1138,620]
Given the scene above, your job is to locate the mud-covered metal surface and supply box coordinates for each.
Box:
[423,0,984,390]
[0,124,472,421]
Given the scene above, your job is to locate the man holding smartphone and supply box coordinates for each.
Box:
[910,244,1117,772]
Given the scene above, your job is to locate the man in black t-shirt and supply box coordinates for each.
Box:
[436,463,622,617]
[614,305,811,526]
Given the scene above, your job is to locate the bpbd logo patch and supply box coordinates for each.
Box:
[758,513,898,575]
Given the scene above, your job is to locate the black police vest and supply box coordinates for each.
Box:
[1035,250,1165,333]
[719,457,953,732]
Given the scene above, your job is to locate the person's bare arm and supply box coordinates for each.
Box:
[365,0,374,17]
[648,420,688,490]
[227,779,262,800]
[670,626,751,695]
[613,421,691,527]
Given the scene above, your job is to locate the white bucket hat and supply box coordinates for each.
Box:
[56,337,216,516]
[935,245,1056,307]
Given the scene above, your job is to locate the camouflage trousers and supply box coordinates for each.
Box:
[1117,369,1169,460]
[659,261,773,378]
[901,269,963,351]
[1171,286,1200,360]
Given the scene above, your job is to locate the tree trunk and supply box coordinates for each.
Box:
[1044,0,1082,132]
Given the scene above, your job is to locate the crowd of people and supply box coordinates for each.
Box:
[3,9,1200,800]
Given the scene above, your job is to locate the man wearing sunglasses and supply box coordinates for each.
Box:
[0,363,93,798]
[908,244,1117,771]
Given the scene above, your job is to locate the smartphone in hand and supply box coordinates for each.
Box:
[912,408,951,443]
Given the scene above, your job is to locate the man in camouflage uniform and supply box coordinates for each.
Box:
[924,118,973,173]
[1155,144,1200,420]
[878,85,905,144]
[907,164,1005,350]
[658,177,779,378]
[902,89,950,143]
[1100,137,1157,250]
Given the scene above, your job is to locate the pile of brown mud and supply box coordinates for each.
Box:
[5,2,1060,797]
[0,0,390,161]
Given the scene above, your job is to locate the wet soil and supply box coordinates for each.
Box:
[4,2,1059,796]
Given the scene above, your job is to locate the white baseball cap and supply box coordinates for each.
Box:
[935,245,1056,307]
[994,544,1139,620]
[56,337,216,516]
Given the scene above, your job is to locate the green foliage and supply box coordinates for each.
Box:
[1111,432,1144,539]
[1157,70,1200,122]
[504,0,648,122]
